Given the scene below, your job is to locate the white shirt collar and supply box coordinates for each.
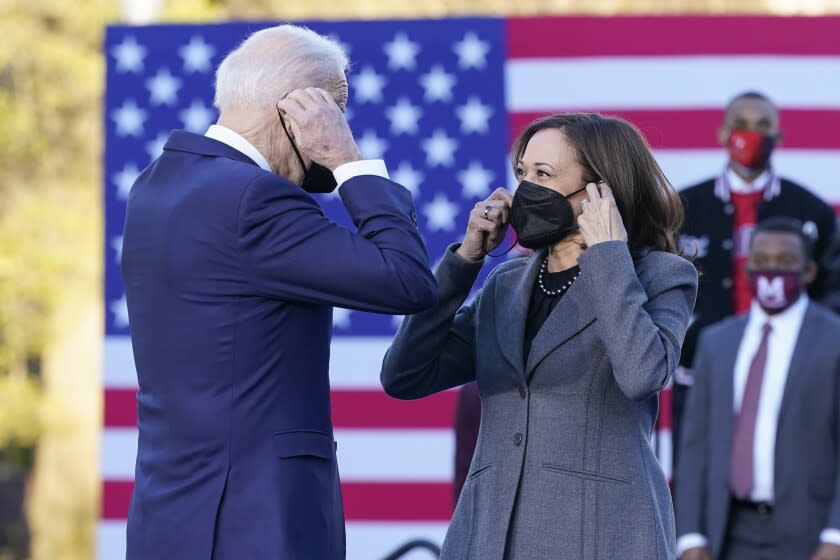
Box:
[726,167,772,194]
[204,124,272,173]
[747,293,809,331]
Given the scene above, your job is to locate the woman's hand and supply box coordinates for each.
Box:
[577,182,628,247]
[456,187,513,262]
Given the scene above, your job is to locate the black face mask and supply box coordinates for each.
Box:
[509,180,587,249]
[276,109,338,193]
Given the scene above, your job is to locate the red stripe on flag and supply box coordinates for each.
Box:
[332,390,456,429]
[104,389,457,429]
[507,16,840,58]
[510,109,840,150]
[102,480,453,521]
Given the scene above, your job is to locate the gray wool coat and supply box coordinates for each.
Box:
[380,241,698,560]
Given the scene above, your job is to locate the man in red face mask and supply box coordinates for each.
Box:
[671,91,840,472]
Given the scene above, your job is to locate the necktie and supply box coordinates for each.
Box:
[730,322,772,499]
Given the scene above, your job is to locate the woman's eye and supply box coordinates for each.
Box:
[537,170,549,177]
[515,168,525,176]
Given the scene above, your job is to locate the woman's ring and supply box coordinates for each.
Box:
[484,205,492,219]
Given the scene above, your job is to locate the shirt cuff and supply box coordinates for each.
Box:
[821,529,840,545]
[677,534,708,557]
[333,159,389,188]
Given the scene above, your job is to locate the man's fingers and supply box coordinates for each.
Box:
[585,182,602,202]
[599,182,615,201]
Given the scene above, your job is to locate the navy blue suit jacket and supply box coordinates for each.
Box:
[121,131,437,560]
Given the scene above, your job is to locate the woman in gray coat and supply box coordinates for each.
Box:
[380,113,698,560]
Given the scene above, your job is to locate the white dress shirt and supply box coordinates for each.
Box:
[677,295,840,556]
[204,124,389,186]
[726,167,772,194]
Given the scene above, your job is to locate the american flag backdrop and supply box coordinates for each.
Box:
[102,16,840,559]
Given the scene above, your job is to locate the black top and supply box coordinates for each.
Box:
[524,263,581,359]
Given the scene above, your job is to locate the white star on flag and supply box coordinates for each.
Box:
[352,66,387,104]
[383,32,420,70]
[111,236,123,264]
[110,295,130,328]
[386,98,423,135]
[179,36,215,73]
[114,163,141,200]
[420,65,456,102]
[453,31,490,69]
[112,36,147,73]
[392,162,424,196]
[146,131,169,161]
[423,193,459,232]
[112,100,147,137]
[333,308,353,329]
[179,99,216,132]
[422,129,458,167]
[456,96,493,134]
[458,161,495,198]
[146,68,181,106]
[357,130,389,159]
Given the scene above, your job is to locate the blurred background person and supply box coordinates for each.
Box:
[672,90,840,464]
[676,217,840,560]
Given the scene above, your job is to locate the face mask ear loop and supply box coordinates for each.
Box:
[487,237,519,258]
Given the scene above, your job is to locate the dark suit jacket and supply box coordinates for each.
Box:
[679,176,839,371]
[121,131,437,560]
[675,301,840,559]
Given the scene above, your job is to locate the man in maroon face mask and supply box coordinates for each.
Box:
[671,91,840,470]
[676,217,840,560]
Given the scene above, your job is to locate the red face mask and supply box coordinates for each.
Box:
[727,129,776,170]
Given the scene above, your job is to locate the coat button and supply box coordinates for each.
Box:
[724,204,734,215]
[722,239,733,250]
[518,386,527,399]
[513,432,523,446]
[722,277,733,289]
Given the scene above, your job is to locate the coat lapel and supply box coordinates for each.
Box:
[777,303,820,431]
[525,275,596,379]
[495,250,544,377]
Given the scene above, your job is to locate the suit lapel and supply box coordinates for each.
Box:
[525,276,596,379]
[777,303,819,430]
[495,251,544,377]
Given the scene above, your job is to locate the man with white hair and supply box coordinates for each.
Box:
[121,25,437,560]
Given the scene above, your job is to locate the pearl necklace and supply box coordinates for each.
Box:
[537,257,581,297]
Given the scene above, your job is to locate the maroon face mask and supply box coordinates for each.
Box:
[748,270,803,314]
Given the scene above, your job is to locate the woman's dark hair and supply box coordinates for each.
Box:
[511,113,685,255]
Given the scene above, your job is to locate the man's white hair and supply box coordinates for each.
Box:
[214,25,349,112]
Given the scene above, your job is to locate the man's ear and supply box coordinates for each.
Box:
[718,125,730,147]
[803,260,818,286]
